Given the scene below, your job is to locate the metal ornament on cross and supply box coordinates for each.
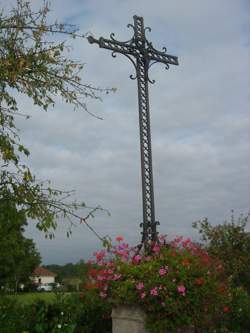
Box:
[88,15,179,251]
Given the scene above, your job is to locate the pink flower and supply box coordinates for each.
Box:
[152,244,160,253]
[159,234,167,243]
[99,291,107,298]
[121,256,128,263]
[133,255,142,264]
[140,292,146,299]
[106,261,114,267]
[182,238,191,248]
[93,250,106,262]
[113,274,122,280]
[107,269,114,274]
[177,284,186,296]
[136,282,144,290]
[87,259,94,265]
[118,243,129,250]
[159,267,167,276]
[116,249,127,256]
[150,287,158,296]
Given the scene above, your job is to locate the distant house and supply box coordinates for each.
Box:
[31,266,56,285]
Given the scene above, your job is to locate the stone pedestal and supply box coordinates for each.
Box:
[112,305,148,333]
[112,305,195,333]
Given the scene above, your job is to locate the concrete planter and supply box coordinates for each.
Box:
[112,305,195,333]
[112,305,148,333]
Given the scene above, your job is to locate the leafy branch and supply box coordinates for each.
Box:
[0,0,114,241]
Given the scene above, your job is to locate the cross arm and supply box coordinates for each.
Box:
[87,36,135,57]
[147,48,179,66]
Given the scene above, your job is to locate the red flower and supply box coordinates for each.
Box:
[89,268,98,276]
[223,306,230,313]
[85,281,104,290]
[85,282,95,290]
[194,277,205,286]
[115,236,124,242]
[182,258,190,267]
[218,284,228,294]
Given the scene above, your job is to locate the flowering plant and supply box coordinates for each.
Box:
[86,235,230,332]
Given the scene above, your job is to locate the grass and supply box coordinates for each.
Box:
[10,292,57,304]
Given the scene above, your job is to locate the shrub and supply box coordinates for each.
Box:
[0,292,112,333]
[223,285,250,333]
[86,236,230,332]
[0,296,27,333]
[193,212,250,292]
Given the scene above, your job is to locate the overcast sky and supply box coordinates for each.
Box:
[2,0,250,264]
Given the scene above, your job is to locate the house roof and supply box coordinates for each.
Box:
[32,266,56,277]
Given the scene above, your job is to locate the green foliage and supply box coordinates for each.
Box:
[0,199,41,291]
[73,290,112,333]
[0,0,113,236]
[193,212,250,332]
[206,285,250,333]
[0,292,112,333]
[193,212,250,291]
[226,286,250,332]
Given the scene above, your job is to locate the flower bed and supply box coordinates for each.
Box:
[86,236,230,332]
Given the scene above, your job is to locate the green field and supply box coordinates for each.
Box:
[10,292,57,304]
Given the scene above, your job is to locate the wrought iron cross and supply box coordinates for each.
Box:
[88,15,178,250]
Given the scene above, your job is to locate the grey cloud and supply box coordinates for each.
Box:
[1,0,248,263]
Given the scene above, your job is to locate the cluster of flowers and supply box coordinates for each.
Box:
[87,235,222,299]
[85,235,230,331]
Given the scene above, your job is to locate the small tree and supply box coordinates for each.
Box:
[0,200,41,292]
[193,211,250,291]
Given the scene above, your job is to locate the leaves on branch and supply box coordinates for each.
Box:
[0,0,113,240]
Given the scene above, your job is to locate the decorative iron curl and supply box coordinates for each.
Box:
[147,60,170,83]
[111,51,137,81]
[123,53,137,80]
[110,32,134,46]
[148,60,158,69]
[148,76,156,84]
[123,53,137,70]
[144,26,152,34]
[145,65,156,84]
[148,60,170,70]
[147,41,168,56]
[130,73,137,80]
[127,23,136,34]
